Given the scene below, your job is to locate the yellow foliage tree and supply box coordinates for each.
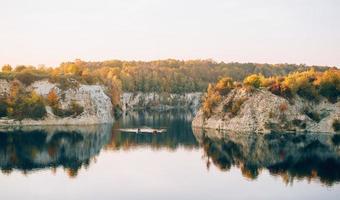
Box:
[243,74,265,88]
[1,64,12,73]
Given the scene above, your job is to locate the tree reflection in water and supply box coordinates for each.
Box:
[0,125,112,178]
[107,111,199,151]
[1,111,340,186]
[193,128,340,186]
[0,111,199,178]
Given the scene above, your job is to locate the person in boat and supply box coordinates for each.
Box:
[137,128,141,133]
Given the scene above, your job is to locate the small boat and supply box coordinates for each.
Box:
[118,127,167,134]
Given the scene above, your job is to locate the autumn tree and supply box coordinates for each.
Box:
[1,64,12,73]
[316,69,340,102]
[243,74,265,88]
[202,83,222,118]
[47,89,59,107]
[214,77,234,96]
[7,80,22,114]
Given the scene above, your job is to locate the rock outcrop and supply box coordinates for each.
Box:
[192,88,340,133]
[0,79,114,126]
[0,79,10,95]
[121,92,202,113]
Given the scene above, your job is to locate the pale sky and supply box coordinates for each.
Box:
[0,0,339,67]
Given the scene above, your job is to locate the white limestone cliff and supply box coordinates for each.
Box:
[192,88,340,133]
[0,79,114,126]
[121,92,202,113]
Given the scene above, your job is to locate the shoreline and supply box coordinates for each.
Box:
[0,117,114,127]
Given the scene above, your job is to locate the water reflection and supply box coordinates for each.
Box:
[108,111,199,150]
[0,111,198,177]
[193,128,340,186]
[0,111,340,186]
[0,125,112,177]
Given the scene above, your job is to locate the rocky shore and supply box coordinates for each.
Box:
[192,87,340,133]
[0,80,114,126]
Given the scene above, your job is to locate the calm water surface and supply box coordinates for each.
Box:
[0,111,340,200]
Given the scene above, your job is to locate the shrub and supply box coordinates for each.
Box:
[23,92,46,119]
[15,71,45,86]
[269,80,293,100]
[202,84,222,118]
[214,77,234,96]
[14,65,26,72]
[269,81,281,96]
[203,93,221,118]
[46,89,83,118]
[10,91,47,120]
[231,98,247,116]
[283,70,319,101]
[292,119,306,129]
[1,65,12,73]
[223,97,247,117]
[265,69,340,102]
[317,69,340,103]
[296,83,318,101]
[70,101,84,116]
[4,82,47,120]
[52,101,84,118]
[280,84,293,99]
[243,74,265,88]
[28,102,47,119]
[52,107,74,118]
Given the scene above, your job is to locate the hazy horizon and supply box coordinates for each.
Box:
[1,58,337,69]
[1,0,339,67]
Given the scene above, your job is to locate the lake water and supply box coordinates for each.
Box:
[0,111,340,200]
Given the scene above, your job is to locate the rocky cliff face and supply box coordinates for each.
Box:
[121,92,202,113]
[0,79,10,95]
[192,88,340,133]
[0,79,114,125]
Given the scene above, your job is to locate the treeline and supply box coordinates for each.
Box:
[0,59,336,120]
[1,59,331,96]
[56,59,330,93]
[202,68,340,117]
[243,69,340,102]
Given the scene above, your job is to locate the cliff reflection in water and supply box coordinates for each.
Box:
[108,111,199,150]
[193,128,340,185]
[0,111,199,177]
[0,125,112,177]
[1,111,340,185]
